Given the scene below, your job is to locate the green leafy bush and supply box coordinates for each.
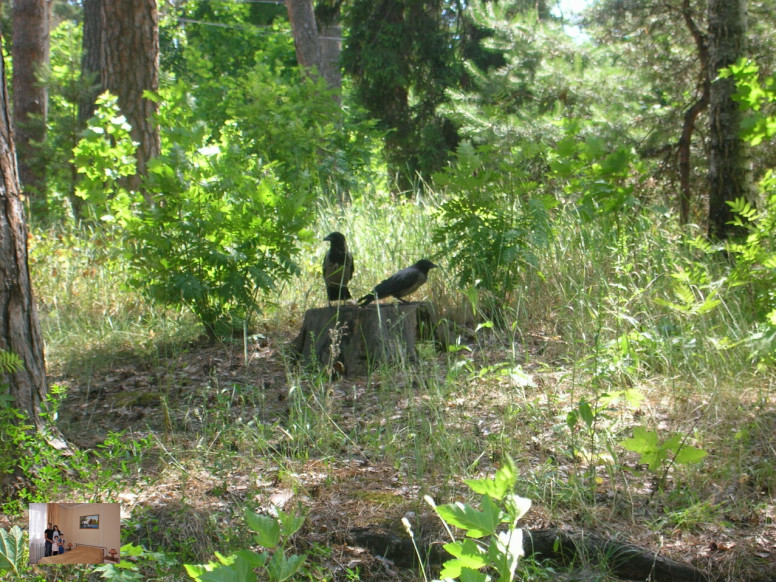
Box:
[90,84,317,338]
[432,142,556,310]
[72,92,138,217]
[185,508,305,582]
[620,427,707,474]
[424,457,532,582]
[548,119,642,219]
[95,543,177,581]
[720,60,776,360]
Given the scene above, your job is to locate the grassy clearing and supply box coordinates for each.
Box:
[30,224,200,377]
[16,197,776,581]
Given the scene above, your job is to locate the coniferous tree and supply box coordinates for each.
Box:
[12,0,51,215]
[0,37,65,450]
[79,0,160,192]
[707,0,752,239]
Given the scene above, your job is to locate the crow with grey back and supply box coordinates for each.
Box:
[358,259,438,306]
[322,232,354,305]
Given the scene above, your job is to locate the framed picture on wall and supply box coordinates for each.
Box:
[80,514,99,529]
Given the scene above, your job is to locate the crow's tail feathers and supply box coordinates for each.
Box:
[327,285,352,302]
[358,293,375,306]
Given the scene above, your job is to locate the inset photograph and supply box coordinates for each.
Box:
[28,503,120,565]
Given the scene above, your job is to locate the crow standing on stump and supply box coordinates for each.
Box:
[358,259,438,306]
[322,232,354,305]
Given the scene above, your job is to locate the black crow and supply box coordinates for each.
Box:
[358,259,438,306]
[322,232,354,304]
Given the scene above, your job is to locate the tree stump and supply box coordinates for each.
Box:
[290,302,447,376]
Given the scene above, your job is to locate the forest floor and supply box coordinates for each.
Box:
[48,327,776,582]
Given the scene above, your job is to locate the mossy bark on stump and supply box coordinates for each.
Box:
[290,302,446,376]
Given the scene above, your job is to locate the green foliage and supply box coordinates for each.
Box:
[719,60,776,360]
[185,508,306,582]
[549,119,642,218]
[0,374,150,512]
[94,543,178,581]
[160,0,294,135]
[620,427,707,473]
[38,20,86,220]
[0,526,25,577]
[72,92,137,217]
[565,389,643,493]
[719,59,776,147]
[225,65,379,201]
[432,142,556,308]
[342,0,462,184]
[427,457,531,582]
[93,83,315,338]
[0,350,23,410]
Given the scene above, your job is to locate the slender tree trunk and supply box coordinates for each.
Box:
[71,0,103,217]
[0,38,64,449]
[707,0,751,239]
[677,0,709,225]
[12,0,51,216]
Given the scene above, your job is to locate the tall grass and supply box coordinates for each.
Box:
[30,223,199,375]
[26,194,775,580]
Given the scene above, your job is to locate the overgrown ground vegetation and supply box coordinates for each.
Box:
[3,190,774,581]
[2,4,775,581]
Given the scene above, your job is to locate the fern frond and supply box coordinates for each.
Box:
[0,350,23,375]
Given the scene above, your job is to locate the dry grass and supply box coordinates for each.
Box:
[18,203,776,581]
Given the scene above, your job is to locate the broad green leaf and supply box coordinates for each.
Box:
[663,434,682,451]
[674,446,708,465]
[246,511,280,548]
[465,457,517,501]
[435,496,500,538]
[267,550,306,582]
[458,568,489,582]
[620,427,666,471]
[0,526,24,575]
[622,389,645,407]
[277,510,305,538]
[443,539,488,570]
[210,551,239,567]
[184,563,208,581]
[234,549,268,569]
[578,401,594,427]
[621,427,658,453]
[199,565,245,582]
[120,543,146,556]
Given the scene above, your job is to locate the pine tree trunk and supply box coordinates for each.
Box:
[103,0,161,187]
[12,0,50,214]
[0,40,64,449]
[707,0,751,239]
[285,0,323,75]
[78,0,160,195]
[78,0,103,128]
[319,23,343,99]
